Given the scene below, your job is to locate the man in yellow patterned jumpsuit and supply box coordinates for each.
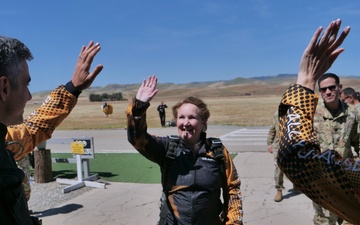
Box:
[6,40,103,203]
[278,19,360,224]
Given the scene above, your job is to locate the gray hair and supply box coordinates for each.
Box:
[0,36,33,89]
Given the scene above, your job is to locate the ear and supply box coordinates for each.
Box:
[202,122,207,132]
[0,76,10,101]
[339,84,343,90]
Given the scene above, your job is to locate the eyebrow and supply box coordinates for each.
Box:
[319,84,336,88]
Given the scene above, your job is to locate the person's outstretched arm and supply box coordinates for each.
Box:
[126,75,168,163]
[277,19,360,223]
[6,41,103,159]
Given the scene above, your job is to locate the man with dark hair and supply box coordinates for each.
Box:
[312,72,359,225]
[0,36,36,225]
[341,87,360,111]
[341,86,360,160]
[0,36,103,224]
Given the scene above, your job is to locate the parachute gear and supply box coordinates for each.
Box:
[158,135,229,225]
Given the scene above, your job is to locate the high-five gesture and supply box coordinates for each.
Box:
[72,41,104,91]
[136,75,159,103]
[297,19,350,90]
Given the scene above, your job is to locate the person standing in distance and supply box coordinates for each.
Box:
[267,110,285,202]
[157,101,168,127]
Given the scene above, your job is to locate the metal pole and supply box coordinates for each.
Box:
[76,154,83,181]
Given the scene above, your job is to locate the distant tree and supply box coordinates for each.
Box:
[89,92,124,102]
[112,92,123,100]
[101,93,109,100]
[89,94,102,102]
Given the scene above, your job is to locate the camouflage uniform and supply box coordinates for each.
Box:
[354,104,360,115]
[312,100,359,225]
[6,82,80,202]
[267,111,284,191]
[353,103,360,158]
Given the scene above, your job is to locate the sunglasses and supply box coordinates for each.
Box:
[319,85,337,93]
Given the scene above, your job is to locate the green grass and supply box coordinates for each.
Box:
[41,153,237,184]
[49,153,162,183]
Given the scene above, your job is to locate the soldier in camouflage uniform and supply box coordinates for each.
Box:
[267,110,284,202]
[312,73,359,225]
[341,87,360,117]
[341,87,360,159]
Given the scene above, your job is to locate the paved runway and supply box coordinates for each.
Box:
[46,125,269,154]
[38,126,316,225]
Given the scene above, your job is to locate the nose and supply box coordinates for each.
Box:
[183,120,190,127]
[324,88,333,95]
[27,88,32,101]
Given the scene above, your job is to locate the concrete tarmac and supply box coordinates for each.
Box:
[37,126,318,225]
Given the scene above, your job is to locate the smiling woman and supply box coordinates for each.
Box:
[126,75,243,225]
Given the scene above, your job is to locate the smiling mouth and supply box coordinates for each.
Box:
[182,126,194,133]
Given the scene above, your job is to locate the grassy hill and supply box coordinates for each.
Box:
[31,74,360,101]
[27,74,360,130]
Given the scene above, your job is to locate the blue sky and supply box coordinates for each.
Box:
[2,0,360,93]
